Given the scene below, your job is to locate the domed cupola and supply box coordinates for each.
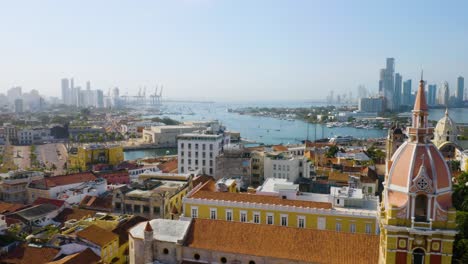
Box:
[384,77,453,223]
[433,108,458,148]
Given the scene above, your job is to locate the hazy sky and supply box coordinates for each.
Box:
[1,0,467,101]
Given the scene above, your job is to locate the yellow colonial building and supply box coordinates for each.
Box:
[183,178,380,235]
[379,78,457,264]
[68,143,124,171]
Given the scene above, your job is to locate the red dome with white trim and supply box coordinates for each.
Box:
[384,78,453,220]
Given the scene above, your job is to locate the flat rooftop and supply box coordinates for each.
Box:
[129,219,191,243]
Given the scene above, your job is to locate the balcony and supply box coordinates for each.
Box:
[411,217,432,230]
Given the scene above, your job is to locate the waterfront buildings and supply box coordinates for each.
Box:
[177,133,224,175]
[402,79,412,107]
[428,84,437,106]
[67,143,124,171]
[379,78,457,263]
[358,97,384,113]
[142,125,199,146]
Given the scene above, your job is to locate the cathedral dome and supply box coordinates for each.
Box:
[384,78,453,221]
[386,141,452,210]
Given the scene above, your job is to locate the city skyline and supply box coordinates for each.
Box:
[1,1,468,101]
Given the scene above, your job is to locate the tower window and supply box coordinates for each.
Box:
[415,195,428,222]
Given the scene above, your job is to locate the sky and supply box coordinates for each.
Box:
[0,0,467,101]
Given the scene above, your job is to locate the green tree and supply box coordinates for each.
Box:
[453,172,468,263]
[325,146,339,158]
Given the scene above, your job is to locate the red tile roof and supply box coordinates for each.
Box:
[186,219,379,264]
[272,145,288,152]
[47,248,100,264]
[0,244,60,264]
[79,195,113,212]
[157,159,178,173]
[54,208,96,224]
[76,225,118,247]
[32,198,66,208]
[29,173,96,189]
[0,202,26,214]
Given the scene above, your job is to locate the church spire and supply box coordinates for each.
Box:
[409,72,432,142]
[413,74,428,112]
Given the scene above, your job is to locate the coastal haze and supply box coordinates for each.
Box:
[1,1,468,264]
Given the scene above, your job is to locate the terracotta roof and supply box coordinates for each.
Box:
[0,202,26,214]
[185,219,379,264]
[32,198,66,208]
[272,145,288,152]
[112,215,148,246]
[54,208,96,224]
[29,173,96,189]
[46,248,100,264]
[190,182,332,209]
[77,225,118,247]
[0,244,60,264]
[327,171,349,182]
[192,175,215,188]
[157,159,178,173]
[79,195,113,212]
[413,79,428,111]
[96,170,129,178]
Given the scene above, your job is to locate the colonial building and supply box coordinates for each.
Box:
[129,218,379,264]
[379,78,457,264]
[433,109,460,159]
[68,143,124,171]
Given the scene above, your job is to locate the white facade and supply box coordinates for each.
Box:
[17,128,52,145]
[264,154,312,182]
[142,125,199,146]
[177,133,224,176]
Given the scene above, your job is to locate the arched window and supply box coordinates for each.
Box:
[412,248,425,264]
[415,195,428,222]
[163,248,169,254]
[194,253,200,260]
[220,257,227,263]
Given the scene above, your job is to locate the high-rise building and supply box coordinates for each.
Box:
[379,69,385,95]
[439,81,449,106]
[394,73,402,109]
[379,58,396,111]
[14,99,23,113]
[428,84,437,106]
[457,76,464,106]
[402,79,412,106]
[7,86,22,103]
[61,78,70,105]
[358,97,384,113]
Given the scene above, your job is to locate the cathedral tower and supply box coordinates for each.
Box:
[379,77,457,264]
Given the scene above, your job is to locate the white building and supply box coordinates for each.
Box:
[142,125,199,146]
[26,172,104,204]
[263,152,313,182]
[121,122,164,137]
[177,133,224,176]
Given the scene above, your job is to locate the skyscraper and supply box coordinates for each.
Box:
[394,73,402,110]
[61,78,70,105]
[439,81,450,106]
[402,79,412,106]
[428,84,437,106]
[379,58,395,111]
[457,76,464,106]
